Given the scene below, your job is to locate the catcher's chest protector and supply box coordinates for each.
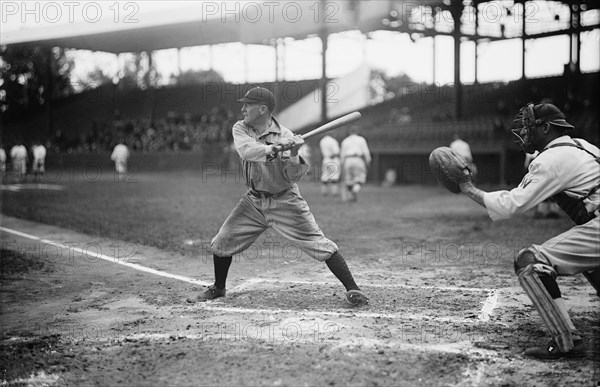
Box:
[544,140,600,225]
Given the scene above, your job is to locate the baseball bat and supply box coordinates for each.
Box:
[274,111,362,152]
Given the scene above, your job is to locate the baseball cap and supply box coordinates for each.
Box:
[534,103,574,129]
[237,87,276,110]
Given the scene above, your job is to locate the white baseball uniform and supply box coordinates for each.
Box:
[319,135,341,183]
[340,134,371,186]
[111,144,130,174]
[0,148,6,173]
[10,145,27,175]
[484,136,600,276]
[32,145,47,174]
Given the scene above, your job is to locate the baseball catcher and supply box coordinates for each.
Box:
[433,102,599,359]
[187,87,368,306]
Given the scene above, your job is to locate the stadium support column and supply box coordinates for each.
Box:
[451,3,463,120]
[521,2,526,80]
[474,1,479,84]
[274,39,279,82]
[432,36,436,84]
[320,27,329,124]
[178,48,183,85]
[569,1,581,74]
[46,48,54,135]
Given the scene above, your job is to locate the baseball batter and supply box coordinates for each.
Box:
[187,87,368,306]
[319,135,341,196]
[458,103,599,359]
[340,127,371,202]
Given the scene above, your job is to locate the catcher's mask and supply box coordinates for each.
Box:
[512,103,574,154]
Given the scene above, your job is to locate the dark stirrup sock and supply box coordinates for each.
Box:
[539,274,561,299]
[325,251,360,291]
[214,255,232,290]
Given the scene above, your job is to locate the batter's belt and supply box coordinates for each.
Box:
[247,187,293,199]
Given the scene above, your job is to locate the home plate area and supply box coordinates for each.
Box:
[191,279,499,351]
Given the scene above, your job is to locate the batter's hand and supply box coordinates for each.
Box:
[288,135,305,156]
[274,135,305,156]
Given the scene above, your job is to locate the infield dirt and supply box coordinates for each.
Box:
[1,174,599,386]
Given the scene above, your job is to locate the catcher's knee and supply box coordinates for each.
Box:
[514,247,538,275]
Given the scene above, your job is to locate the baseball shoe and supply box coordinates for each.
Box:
[346,289,369,306]
[524,339,586,359]
[186,285,226,303]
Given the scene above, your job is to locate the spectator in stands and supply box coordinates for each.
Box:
[10,143,28,181]
[340,126,371,202]
[111,141,130,176]
[449,134,477,178]
[31,142,47,176]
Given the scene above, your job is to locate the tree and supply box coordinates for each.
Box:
[0,45,74,119]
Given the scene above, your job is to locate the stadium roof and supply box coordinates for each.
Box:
[3,1,598,54]
[1,1,392,53]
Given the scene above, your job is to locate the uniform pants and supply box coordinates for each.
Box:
[211,185,338,261]
[532,217,600,276]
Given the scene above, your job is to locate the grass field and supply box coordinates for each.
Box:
[1,169,599,386]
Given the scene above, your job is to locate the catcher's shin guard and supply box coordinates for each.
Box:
[518,265,574,352]
[582,269,600,297]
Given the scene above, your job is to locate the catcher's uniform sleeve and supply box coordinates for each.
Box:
[233,122,271,162]
[483,160,562,221]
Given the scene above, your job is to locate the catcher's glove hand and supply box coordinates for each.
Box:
[428,147,472,194]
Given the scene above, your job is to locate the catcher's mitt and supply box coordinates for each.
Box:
[428,147,472,194]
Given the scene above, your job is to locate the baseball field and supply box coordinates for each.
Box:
[1,167,598,386]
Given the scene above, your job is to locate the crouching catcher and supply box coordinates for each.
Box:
[451,103,599,359]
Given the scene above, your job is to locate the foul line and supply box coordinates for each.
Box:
[1,226,501,323]
[0,226,211,287]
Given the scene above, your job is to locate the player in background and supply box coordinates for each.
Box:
[458,103,599,359]
[187,87,368,306]
[340,126,371,202]
[31,142,47,176]
[10,143,28,182]
[450,134,477,178]
[0,146,6,179]
[319,135,341,196]
[111,141,130,176]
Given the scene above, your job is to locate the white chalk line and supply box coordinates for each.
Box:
[231,278,501,323]
[0,226,211,287]
[195,303,497,325]
[1,226,501,323]
[1,183,65,191]
[232,278,496,293]
[478,289,500,322]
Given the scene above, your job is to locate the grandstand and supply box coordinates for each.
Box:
[2,1,598,186]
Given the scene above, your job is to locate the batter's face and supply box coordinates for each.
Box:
[241,103,267,126]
